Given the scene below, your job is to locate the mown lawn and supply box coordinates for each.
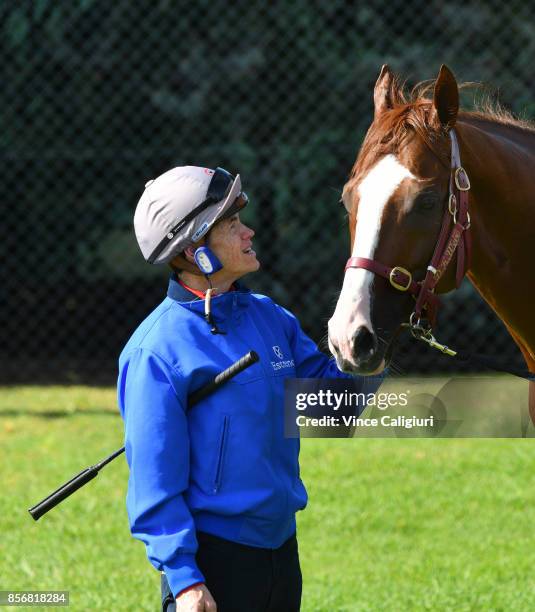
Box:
[1,385,535,611]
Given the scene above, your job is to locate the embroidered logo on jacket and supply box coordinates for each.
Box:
[272,345,284,359]
[271,345,295,371]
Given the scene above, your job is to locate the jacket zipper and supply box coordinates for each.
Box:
[213,416,230,493]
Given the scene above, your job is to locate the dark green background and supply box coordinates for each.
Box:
[1,1,529,382]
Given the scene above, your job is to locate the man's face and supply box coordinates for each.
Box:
[208,213,260,280]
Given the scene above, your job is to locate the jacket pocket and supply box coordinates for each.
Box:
[213,415,230,494]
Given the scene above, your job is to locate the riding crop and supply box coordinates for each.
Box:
[28,350,260,521]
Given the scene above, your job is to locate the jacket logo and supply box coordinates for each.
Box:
[271,345,294,371]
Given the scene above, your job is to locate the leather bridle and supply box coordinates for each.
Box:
[344,129,472,349]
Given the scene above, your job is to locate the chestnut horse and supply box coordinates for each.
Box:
[328,65,535,418]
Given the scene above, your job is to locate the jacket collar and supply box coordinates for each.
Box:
[167,274,251,304]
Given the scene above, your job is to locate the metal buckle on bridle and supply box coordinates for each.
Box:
[462,211,471,230]
[407,312,430,339]
[389,266,412,292]
[448,193,471,228]
[404,312,457,356]
[454,167,471,191]
[448,193,457,217]
[453,206,471,228]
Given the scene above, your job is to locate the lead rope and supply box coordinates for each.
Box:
[399,321,535,381]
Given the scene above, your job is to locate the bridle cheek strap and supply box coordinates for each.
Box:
[345,128,472,327]
[413,130,471,323]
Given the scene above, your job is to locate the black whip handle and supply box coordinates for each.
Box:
[28,350,259,521]
[188,350,259,406]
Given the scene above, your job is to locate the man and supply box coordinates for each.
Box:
[118,166,384,611]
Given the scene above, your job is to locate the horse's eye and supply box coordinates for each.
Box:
[415,192,438,211]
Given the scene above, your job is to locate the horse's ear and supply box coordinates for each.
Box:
[432,64,459,130]
[374,64,393,119]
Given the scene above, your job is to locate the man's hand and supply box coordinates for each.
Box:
[175,584,217,611]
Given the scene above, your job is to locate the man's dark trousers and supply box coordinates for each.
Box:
[161,531,302,611]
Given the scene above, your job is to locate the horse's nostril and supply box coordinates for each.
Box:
[352,326,377,358]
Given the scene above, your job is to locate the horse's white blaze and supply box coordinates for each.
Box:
[328,155,415,367]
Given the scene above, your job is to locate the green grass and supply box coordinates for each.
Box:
[2,385,535,611]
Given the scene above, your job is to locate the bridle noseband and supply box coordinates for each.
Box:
[345,129,471,352]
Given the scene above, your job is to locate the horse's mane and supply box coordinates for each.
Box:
[351,76,535,180]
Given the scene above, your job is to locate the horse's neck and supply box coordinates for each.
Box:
[460,117,535,259]
[459,118,535,360]
[460,116,535,189]
[462,114,535,153]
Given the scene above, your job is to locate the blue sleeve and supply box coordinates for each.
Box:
[117,348,204,598]
[274,303,387,394]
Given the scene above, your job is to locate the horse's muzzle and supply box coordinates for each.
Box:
[329,325,385,375]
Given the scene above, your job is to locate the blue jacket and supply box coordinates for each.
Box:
[118,276,384,597]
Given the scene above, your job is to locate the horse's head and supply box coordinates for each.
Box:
[328,64,462,374]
